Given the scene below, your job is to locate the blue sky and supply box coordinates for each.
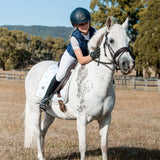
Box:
[0,0,91,27]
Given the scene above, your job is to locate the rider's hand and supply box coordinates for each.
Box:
[90,47,100,59]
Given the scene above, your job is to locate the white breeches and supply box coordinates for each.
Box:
[56,50,76,82]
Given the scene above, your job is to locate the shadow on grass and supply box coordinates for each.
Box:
[48,147,160,160]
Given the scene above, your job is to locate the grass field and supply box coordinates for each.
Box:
[0,80,160,160]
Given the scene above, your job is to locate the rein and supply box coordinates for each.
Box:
[93,32,131,70]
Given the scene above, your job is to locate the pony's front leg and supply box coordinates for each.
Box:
[98,113,111,160]
[77,113,87,160]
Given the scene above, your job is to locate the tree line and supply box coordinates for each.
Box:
[0,27,68,70]
[2,25,73,41]
[90,0,160,77]
[0,0,160,77]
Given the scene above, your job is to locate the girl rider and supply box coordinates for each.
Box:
[40,7,100,111]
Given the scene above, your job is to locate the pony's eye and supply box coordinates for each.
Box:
[109,38,114,44]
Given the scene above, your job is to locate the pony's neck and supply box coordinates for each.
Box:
[89,40,116,77]
[87,57,115,81]
[87,26,115,80]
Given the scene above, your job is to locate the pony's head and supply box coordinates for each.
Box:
[88,17,135,75]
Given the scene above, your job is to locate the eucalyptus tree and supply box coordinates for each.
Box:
[134,0,160,77]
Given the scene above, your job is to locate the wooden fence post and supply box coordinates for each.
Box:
[132,77,135,90]
[145,79,148,91]
[158,79,160,91]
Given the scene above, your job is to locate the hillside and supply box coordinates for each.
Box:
[1,25,74,41]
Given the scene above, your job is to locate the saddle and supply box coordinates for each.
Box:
[54,60,78,112]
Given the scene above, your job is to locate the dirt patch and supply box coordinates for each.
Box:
[0,80,159,160]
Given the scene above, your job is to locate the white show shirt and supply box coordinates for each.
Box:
[70,32,90,50]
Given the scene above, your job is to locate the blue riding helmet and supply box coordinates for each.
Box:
[70,7,91,26]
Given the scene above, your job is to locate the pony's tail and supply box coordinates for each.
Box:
[24,100,40,148]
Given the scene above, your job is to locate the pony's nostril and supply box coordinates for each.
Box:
[122,61,129,70]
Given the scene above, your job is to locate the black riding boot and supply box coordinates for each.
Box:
[39,76,60,111]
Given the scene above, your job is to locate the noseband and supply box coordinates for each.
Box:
[94,32,131,70]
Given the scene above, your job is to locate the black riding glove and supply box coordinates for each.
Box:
[90,47,100,59]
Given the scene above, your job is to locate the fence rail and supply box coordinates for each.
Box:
[114,75,160,91]
[0,73,26,81]
[0,73,160,91]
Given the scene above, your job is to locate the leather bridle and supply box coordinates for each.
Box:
[94,32,132,70]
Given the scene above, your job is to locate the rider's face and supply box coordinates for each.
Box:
[75,21,90,35]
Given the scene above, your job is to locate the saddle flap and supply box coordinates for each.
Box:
[35,61,78,104]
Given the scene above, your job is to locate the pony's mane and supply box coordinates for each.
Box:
[88,26,108,52]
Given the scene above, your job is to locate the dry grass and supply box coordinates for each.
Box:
[0,80,160,160]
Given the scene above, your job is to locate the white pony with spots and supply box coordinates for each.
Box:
[24,17,134,160]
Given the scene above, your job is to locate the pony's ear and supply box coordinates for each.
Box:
[122,17,129,31]
[106,16,113,30]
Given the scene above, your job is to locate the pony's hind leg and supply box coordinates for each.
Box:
[38,112,55,160]
[98,113,111,160]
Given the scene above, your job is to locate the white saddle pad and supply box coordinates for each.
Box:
[35,62,70,104]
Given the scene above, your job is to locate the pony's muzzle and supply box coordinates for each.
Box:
[122,60,130,71]
[120,57,134,74]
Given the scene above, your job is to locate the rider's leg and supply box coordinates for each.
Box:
[40,50,76,111]
[39,75,60,111]
[56,50,76,82]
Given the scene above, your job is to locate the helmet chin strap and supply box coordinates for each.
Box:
[81,31,89,35]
